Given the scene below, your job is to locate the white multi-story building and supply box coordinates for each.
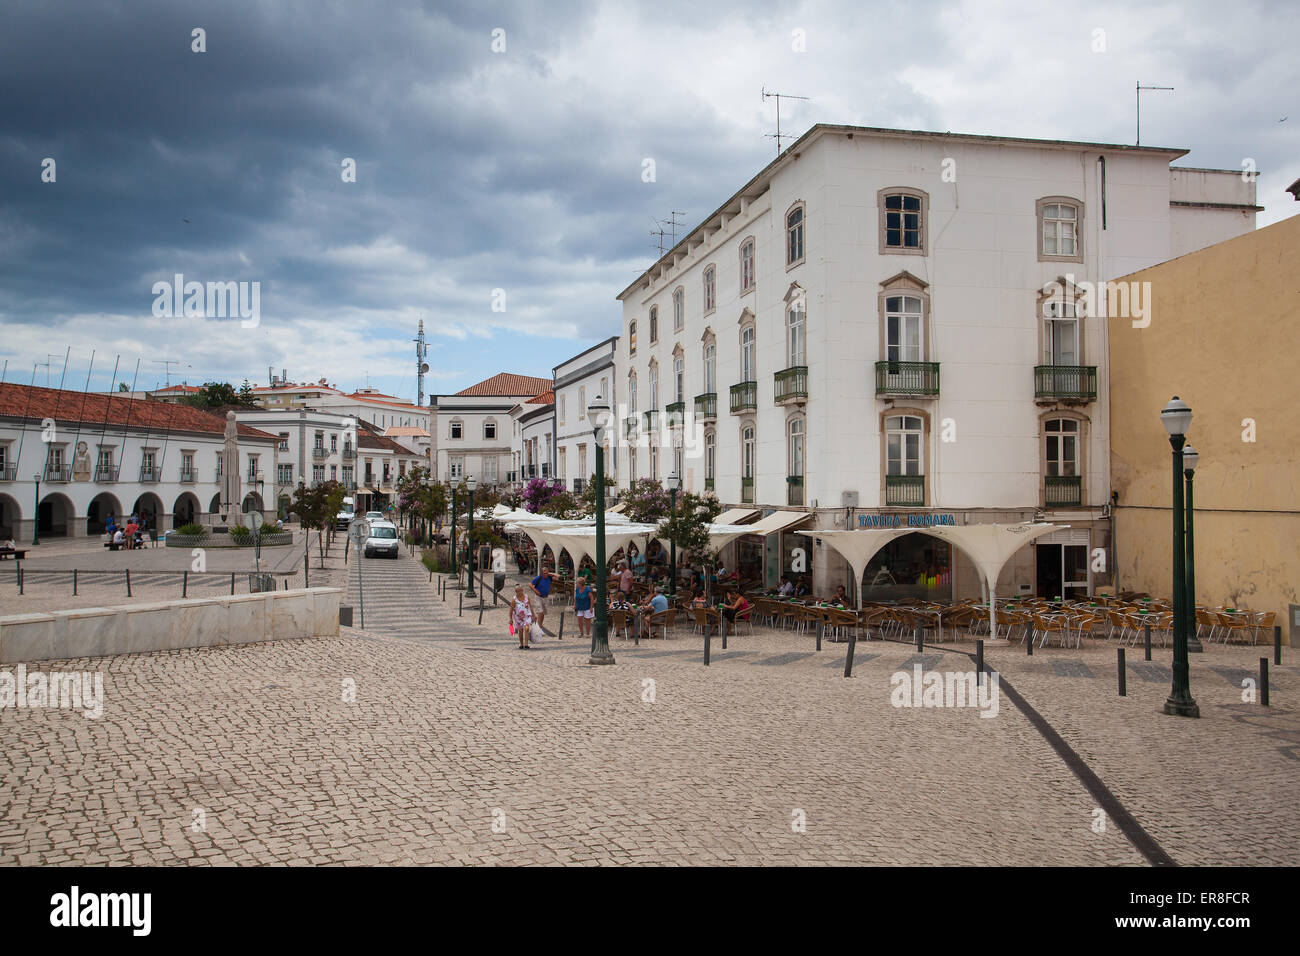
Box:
[430,373,551,486]
[552,337,619,493]
[0,383,280,539]
[613,123,1255,598]
[508,390,554,485]
[233,408,360,515]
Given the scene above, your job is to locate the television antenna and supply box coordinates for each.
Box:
[1135,82,1174,146]
[151,359,189,388]
[414,318,430,407]
[762,87,810,155]
[650,211,687,258]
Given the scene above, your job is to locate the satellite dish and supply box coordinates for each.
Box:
[420,363,430,374]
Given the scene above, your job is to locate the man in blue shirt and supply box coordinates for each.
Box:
[530,568,554,630]
[637,586,670,639]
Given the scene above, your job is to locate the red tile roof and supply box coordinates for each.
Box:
[528,390,554,405]
[454,372,552,397]
[0,383,279,441]
[357,431,418,455]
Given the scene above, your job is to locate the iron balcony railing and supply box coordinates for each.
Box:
[741,476,754,503]
[214,468,224,482]
[774,366,808,403]
[1045,475,1083,507]
[643,409,659,432]
[573,478,586,493]
[787,474,804,506]
[694,392,717,421]
[0,464,17,481]
[179,467,197,483]
[139,467,161,483]
[312,446,328,459]
[277,441,290,451]
[44,464,72,481]
[885,474,925,507]
[730,381,757,413]
[1034,365,1097,401]
[624,417,639,440]
[342,447,356,459]
[704,477,715,491]
[95,465,120,482]
[541,463,550,478]
[665,401,686,426]
[875,361,940,396]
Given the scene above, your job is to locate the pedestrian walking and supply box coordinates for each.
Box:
[510,585,535,650]
[529,567,553,630]
[574,577,594,639]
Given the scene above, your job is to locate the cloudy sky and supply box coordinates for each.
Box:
[1,0,1295,400]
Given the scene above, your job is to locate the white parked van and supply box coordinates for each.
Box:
[363,520,400,558]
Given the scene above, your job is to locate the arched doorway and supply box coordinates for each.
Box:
[0,494,22,540]
[242,492,263,514]
[130,492,165,532]
[277,494,291,520]
[38,493,75,538]
[86,492,123,535]
[172,492,201,528]
[860,532,953,603]
[209,493,222,515]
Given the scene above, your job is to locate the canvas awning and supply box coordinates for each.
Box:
[538,523,660,571]
[742,510,815,535]
[798,522,1067,625]
[715,507,760,526]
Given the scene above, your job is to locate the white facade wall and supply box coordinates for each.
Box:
[553,338,618,492]
[431,397,519,486]
[510,404,554,483]
[234,409,358,502]
[0,419,277,539]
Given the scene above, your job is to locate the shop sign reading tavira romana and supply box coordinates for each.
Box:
[859,513,959,528]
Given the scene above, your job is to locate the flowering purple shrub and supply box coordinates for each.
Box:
[522,477,567,513]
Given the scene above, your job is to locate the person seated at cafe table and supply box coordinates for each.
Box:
[111,528,126,550]
[831,585,850,607]
[795,576,811,598]
[609,590,633,613]
[636,586,670,637]
[720,589,752,625]
[777,576,795,598]
[689,586,709,609]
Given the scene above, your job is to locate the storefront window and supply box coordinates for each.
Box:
[861,533,951,602]
[781,533,811,587]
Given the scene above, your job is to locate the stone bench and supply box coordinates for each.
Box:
[0,587,342,664]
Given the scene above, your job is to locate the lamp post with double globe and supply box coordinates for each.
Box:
[1160,397,1199,718]
[32,473,41,546]
[587,395,615,665]
[465,475,477,599]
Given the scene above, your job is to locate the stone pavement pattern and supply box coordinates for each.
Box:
[0,550,1295,866]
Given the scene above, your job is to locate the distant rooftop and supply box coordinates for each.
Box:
[453,373,553,398]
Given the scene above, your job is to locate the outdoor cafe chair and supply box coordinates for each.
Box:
[1194,608,1221,643]
[1030,612,1068,649]
[643,608,676,640]
[1251,611,1275,645]
[824,607,858,642]
[1215,610,1253,645]
[608,608,632,642]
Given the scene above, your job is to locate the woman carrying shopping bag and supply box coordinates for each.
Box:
[511,585,536,650]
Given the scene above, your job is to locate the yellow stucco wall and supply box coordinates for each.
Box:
[1109,213,1300,643]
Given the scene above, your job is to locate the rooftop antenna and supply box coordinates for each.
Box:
[762,87,810,155]
[650,212,687,259]
[415,318,430,407]
[1135,82,1174,146]
[38,353,58,387]
[151,359,187,389]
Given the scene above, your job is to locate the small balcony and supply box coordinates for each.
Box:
[573,478,586,493]
[214,468,224,482]
[44,464,72,482]
[342,447,356,460]
[0,465,17,481]
[1045,475,1082,508]
[277,441,289,452]
[540,463,550,478]
[507,470,517,483]
[624,417,639,441]
[643,409,659,432]
[774,366,808,405]
[704,477,715,492]
[95,465,120,482]
[885,474,925,507]
[139,467,161,483]
[730,381,757,414]
[787,474,804,506]
[1034,365,1097,403]
[665,401,685,427]
[875,361,940,397]
[525,465,537,479]
[741,476,754,504]
[694,392,717,422]
[312,446,329,460]
[179,468,196,483]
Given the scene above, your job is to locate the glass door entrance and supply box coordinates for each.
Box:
[1036,543,1090,600]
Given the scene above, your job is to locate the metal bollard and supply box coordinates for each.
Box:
[721,614,727,650]
[1144,624,1152,661]
[18,563,23,594]
[478,600,484,626]
[1275,625,1283,666]
[73,569,77,596]
[182,570,188,597]
[976,639,984,686]
[458,593,463,617]
[230,572,236,595]
[1260,658,1269,707]
[557,611,565,641]
[816,617,822,652]
[1117,648,1126,696]
[126,569,132,597]
[915,625,923,652]
[703,626,710,665]
[1027,632,1033,656]
[844,630,857,678]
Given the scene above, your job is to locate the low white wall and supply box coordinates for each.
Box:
[0,587,342,664]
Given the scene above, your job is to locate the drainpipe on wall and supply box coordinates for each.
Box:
[1110,490,1119,594]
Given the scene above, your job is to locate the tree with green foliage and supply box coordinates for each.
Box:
[117,382,130,392]
[292,479,346,572]
[656,491,722,601]
[579,472,616,515]
[622,477,671,524]
[178,381,260,409]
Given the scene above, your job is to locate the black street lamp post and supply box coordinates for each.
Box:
[1160,397,1199,718]
[32,473,41,546]
[588,395,615,665]
[1183,445,1202,653]
[450,486,459,585]
[465,475,477,598]
[665,472,680,596]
